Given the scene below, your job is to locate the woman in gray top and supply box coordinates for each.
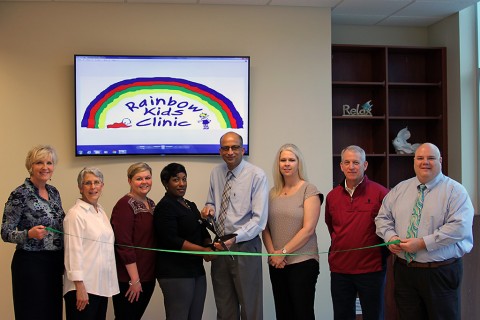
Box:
[262,143,323,320]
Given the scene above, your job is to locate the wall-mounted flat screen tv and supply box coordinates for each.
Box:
[75,55,250,156]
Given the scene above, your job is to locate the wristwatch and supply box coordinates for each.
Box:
[281,248,287,254]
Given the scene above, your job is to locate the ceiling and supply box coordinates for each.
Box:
[2,0,479,27]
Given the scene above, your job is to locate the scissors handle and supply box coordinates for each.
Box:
[201,216,236,260]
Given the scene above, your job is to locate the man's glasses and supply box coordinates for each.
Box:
[220,145,242,152]
[83,180,102,187]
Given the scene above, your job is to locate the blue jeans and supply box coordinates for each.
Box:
[330,269,386,320]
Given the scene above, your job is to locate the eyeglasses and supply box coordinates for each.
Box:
[220,145,242,152]
[83,180,102,187]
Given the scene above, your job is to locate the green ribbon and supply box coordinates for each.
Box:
[46,227,400,256]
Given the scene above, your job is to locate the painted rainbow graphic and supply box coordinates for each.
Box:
[81,77,244,129]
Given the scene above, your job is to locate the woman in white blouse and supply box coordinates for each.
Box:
[64,167,119,320]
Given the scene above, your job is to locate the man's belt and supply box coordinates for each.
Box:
[396,257,459,268]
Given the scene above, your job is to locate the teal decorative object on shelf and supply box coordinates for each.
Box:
[342,100,373,117]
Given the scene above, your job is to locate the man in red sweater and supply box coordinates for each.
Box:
[325,145,389,320]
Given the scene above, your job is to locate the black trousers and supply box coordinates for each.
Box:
[112,280,155,320]
[394,257,463,320]
[11,249,64,320]
[330,269,386,320]
[64,290,108,320]
[269,259,319,320]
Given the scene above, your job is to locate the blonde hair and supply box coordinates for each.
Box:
[127,162,152,180]
[25,145,58,175]
[271,143,308,198]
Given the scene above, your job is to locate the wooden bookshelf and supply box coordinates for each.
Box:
[332,45,447,188]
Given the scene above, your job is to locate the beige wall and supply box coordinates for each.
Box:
[332,25,428,46]
[428,6,479,212]
[2,3,476,319]
[0,3,333,319]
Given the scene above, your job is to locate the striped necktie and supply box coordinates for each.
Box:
[405,184,427,263]
[217,171,233,236]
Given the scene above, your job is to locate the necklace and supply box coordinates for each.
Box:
[282,180,303,195]
[178,198,191,210]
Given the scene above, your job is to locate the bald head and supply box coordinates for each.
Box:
[414,143,442,184]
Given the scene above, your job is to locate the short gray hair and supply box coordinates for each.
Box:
[77,167,104,188]
[341,145,366,162]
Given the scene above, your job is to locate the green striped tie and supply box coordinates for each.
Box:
[405,184,427,263]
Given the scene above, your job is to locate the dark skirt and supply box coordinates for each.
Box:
[11,249,64,320]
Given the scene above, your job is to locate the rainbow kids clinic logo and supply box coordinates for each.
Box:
[81,77,244,130]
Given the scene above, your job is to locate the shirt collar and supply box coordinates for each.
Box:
[415,172,444,191]
[25,178,52,196]
[344,176,365,196]
[226,159,245,178]
[77,198,102,213]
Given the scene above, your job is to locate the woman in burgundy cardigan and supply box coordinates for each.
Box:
[111,162,156,320]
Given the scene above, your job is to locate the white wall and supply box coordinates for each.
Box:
[0,3,333,319]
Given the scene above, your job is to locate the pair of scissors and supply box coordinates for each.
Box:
[200,216,236,260]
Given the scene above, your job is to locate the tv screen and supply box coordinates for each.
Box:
[75,55,250,156]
